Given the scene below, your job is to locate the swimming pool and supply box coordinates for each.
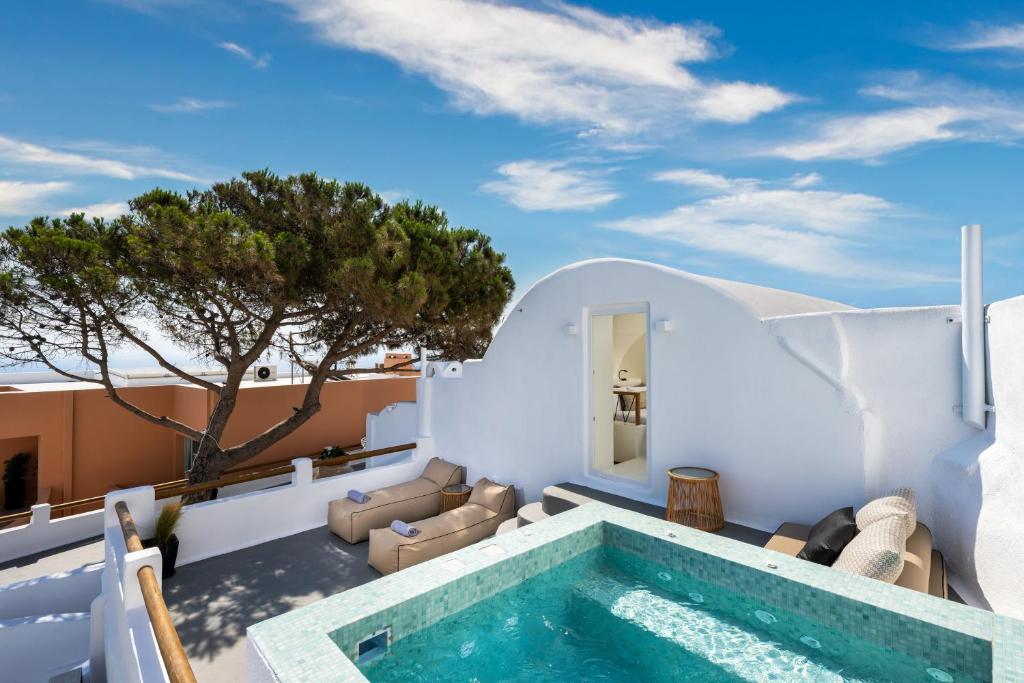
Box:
[248,503,1023,682]
[362,543,970,682]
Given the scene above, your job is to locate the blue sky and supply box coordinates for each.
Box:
[1,0,1022,321]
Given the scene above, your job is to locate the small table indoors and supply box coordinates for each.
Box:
[441,483,472,512]
[666,466,724,532]
[613,386,646,425]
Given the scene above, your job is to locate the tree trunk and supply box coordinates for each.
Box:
[182,446,233,504]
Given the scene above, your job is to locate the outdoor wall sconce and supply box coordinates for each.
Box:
[564,323,578,336]
[657,319,673,333]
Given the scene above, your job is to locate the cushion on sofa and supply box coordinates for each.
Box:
[796,507,858,566]
[368,499,514,574]
[856,487,916,537]
[467,478,513,513]
[328,477,442,544]
[832,515,906,583]
[419,457,463,487]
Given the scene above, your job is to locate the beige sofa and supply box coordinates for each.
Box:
[765,521,947,598]
[368,478,516,575]
[327,457,463,544]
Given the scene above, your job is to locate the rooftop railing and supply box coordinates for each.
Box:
[0,440,415,527]
[115,500,197,683]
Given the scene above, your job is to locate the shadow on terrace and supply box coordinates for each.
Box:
[164,525,378,682]
[162,482,770,682]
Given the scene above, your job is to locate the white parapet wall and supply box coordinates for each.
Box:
[0,472,305,567]
[96,445,422,681]
[0,505,104,565]
[930,295,1024,618]
[0,612,91,682]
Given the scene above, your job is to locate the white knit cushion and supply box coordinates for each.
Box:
[833,516,906,583]
[856,487,916,537]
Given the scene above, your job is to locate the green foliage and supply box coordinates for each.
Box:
[2,453,30,483]
[0,170,514,367]
[0,170,514,483]
[319,445,345,460]
[154,502,182,546]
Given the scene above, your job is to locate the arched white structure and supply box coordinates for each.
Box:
[416,258,1024,616]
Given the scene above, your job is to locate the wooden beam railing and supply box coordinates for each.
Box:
[115,500,197,683]
[153,442,416,501]
[0,441,413,526]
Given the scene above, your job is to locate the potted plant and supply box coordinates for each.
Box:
[2,452,31,510]
[315,445,350,478]
[144,502,182,579]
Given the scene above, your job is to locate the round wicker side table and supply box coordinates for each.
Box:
[441,484,472,512]
[666,467,724,531]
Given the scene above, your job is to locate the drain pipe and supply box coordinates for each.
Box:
[961,225,987,430]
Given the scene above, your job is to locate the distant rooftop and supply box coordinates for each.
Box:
[0,365,412,393]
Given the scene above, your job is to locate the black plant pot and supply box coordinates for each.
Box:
[3,479,25,510]
[143,534,180,579]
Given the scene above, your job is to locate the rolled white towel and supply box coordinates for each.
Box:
[347,489,370,504]
[390,520,419,537]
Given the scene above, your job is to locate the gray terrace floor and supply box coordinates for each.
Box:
[0,535,104,585]
[163,485,771,682]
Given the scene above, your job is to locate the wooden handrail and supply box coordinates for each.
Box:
[154,441,416,501]
[310,442,414,469]
[0,441,416,525]
[144,441,366,493]
[114,501,197,683]
[155,464,296,501]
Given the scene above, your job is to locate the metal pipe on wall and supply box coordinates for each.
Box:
[961,224,987,430]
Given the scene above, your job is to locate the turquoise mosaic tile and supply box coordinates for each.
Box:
[248,502,1024,682]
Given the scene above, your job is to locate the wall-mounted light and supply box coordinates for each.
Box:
[657,319,673,333]
[564,323,578,336]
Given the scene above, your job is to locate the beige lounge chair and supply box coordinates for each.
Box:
[765,521,947,598]
[327,457,463,544]
[368,478,516,575]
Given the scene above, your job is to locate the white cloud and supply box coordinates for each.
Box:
[941,23,1024,51]
[482,160,619,211]
[789,172,822,188]
[218,41,271,68]
[0,135,201,181]
[276,0,793,137]
[378,189,412,205]
[770,106,965,161]
[652,168,757,192]
[149,97,235,113]
[604,170,944,283]
[0,180,69,215]
[58,201,130,220]
[767,72,1024,161]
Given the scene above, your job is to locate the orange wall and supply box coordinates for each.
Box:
[0,377,416,504]
[218,379,416,469]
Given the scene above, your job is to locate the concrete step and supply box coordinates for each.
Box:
[542,485,595,516]
[49,668,83,683]
[516,501,549,527]
[495,518,520,535]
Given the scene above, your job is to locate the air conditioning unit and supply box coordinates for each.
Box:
[253,364,278,382]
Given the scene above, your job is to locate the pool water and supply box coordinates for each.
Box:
[357,546,970,682]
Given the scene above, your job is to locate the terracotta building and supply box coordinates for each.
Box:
[0,374,416,510]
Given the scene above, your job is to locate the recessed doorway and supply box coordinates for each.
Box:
[590,309,648,482]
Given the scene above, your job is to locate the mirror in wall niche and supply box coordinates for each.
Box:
[590,310,648,482]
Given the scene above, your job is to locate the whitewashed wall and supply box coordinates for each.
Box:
[0,506,103,565]
[930,295,1024,618]
[424,260,977,531]
[96,449,423,682]
[0,612,91,682]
